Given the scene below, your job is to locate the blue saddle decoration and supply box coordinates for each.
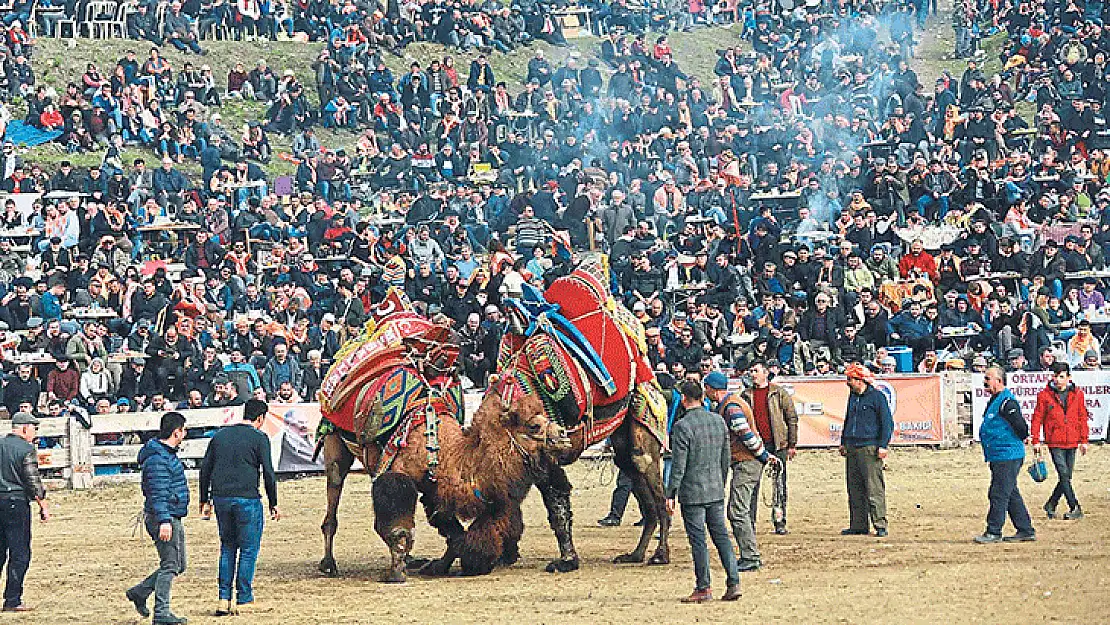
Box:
[505,282,616,396]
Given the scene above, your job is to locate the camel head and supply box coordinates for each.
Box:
[500,392,574,457]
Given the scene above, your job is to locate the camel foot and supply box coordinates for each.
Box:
[418,558,453,577]
[544,557,580,573]
[499,547,520,567]
[380,570,406,584]
[460,559,496,577]
[318,557,338,577]
[613,552,646,564]
[405,557,432,571]
[647,551,670,565]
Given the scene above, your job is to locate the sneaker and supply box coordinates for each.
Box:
[774,526,789,535]
[840,528,868,535]
[737,559,762,572]
[681,589,713,604]
[153,615,188,625]
[721,584,742,601]
[125,589,150,618]
[1063,507,1084,520]
[875,528,888,538]
[1002,532,1037,543]
[974,533,1003,544]
[597,516,621,527]
[1043,503,1057,519]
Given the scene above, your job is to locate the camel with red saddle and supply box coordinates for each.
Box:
[314,291,571,582]
[494,258,672,572]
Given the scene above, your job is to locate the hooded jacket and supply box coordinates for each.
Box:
[1031,382,1089,449]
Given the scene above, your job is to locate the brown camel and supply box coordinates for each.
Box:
[318,390,570,582]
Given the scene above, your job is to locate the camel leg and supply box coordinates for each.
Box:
[611,421,670,565]
[499,503,524,566]
[319,434,355,577]
[372,472,419,583]
[415,478,466,577]
[537,464,580,573]
[459,507,512,576]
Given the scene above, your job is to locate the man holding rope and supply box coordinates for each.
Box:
[740,362,797,535]
[703,371,780,572]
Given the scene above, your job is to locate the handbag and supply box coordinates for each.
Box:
[1027,452,1048,483]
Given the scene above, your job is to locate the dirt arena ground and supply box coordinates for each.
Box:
[14,446,1109,624]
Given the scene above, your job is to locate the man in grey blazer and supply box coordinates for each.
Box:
[666,379,741,604]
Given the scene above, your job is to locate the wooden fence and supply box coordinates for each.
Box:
[20,376,977,490]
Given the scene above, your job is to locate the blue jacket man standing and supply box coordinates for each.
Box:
[127,412,189,625]
[665,379,741,604]
[840,364,894,537]
[975,367,1035,544]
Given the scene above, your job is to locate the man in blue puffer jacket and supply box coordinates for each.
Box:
[975,367,1035,544]
[126,412,190,625]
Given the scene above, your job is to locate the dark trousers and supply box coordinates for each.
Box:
[986,459,1034,536]
[0,499,31,609]
[680,500,739,592]
[215,497,264,604]
[1047,447,1079,510]
[749,448,788,530]
[846,445,887,532]
[130,516,187,619]
[606,469,633,519]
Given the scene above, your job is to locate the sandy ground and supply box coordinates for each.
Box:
[8,445,1109,624]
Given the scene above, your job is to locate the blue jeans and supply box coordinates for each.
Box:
[1047,448,1079,511]
[986,459,1033,536]
[214,497,264,604]
[679,499,738,592]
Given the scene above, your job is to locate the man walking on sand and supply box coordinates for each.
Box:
[840,363,893,538]
[1031,362,1089,521]
[199,398,280,616]
[127,412,189,625]
[666,380,741,604]
[0,412,49,613]
[975,367,1035,544]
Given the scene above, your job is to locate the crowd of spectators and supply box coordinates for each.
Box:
[0,0,1103,424]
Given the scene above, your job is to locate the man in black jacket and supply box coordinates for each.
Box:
[0,412,48,613]
[199,399,279,616]
[2,365,39,417]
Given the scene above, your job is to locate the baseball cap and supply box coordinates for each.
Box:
[703,371,729,390]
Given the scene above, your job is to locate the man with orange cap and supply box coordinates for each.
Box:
[840,363,893,537]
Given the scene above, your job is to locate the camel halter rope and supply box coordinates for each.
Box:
[762,458,787,526]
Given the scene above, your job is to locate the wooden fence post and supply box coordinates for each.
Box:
[68,417,94,490]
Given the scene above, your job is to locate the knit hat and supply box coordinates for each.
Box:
[845,363,874,384]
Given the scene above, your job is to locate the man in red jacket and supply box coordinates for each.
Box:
[897,239,938,282]
[1030,362,1089,520]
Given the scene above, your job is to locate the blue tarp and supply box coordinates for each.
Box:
[4,120,62,147]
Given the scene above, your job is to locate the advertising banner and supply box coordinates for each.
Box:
[970,372,1110,442]
[773,375,945,447]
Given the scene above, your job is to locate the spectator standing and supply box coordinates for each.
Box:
[839,364,893,537]
[703,370,778,572]
[665,379,740,604]
[0,412,48,613]
[1030,362,1089,520]
[199,399,280,617]
[975,367,1035,544]
[127,412,189,625]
